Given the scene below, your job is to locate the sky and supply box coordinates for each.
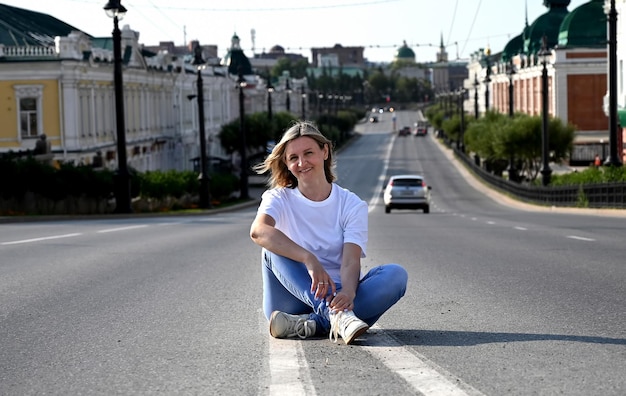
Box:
[3,0,591,63]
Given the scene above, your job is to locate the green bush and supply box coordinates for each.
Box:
[551,166,626,186]
[139,170,198,200]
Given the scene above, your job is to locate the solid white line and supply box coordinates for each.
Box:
[268,339,315,396]
[567,235,595,242]
[1,233,82,245]
[97,225,148,233]
[362,327,482,396]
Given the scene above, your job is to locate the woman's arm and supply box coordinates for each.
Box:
[250,213,333,298]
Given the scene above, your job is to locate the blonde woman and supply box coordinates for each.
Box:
[250,121,407,344]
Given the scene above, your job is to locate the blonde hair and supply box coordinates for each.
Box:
[253,121,336,189]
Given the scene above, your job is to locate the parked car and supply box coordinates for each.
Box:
[383,174,432,214]
[399,126,411,136]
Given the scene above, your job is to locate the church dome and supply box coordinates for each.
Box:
[395,41,415,62]
[558,0,605,48]
[269,45,285,54]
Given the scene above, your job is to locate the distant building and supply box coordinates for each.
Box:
[311,44,365,68]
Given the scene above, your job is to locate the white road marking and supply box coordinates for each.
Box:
[97,225,148,233]
[487,221,496,225]
[514,226,527,231]
[268,339,315,396]
[567,235,595,242]
[363,326,483,396]
[1,233,82,245]
[369,132,396,213]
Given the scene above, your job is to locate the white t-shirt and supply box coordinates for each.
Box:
[258,183,368,282]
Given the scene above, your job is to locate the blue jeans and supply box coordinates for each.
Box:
[261,249,408,335]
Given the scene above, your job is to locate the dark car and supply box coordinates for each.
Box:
[399,126,411,136]
[369,115,379,123]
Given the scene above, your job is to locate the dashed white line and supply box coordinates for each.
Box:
[514,226,527,231]
[1,233,82,245]
[567,235,595,242]
[97,225,148,233]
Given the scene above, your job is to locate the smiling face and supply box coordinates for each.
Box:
[284,136,328,183]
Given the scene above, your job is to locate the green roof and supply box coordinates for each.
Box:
[0,4,92,47]
[558,0,606,48]
[524,1,570,55]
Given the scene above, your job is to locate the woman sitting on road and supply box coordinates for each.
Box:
[249,121,408,344]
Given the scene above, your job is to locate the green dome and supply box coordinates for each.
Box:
[558,0,605,48]
[524,0,571,55]
[502,33,524,62]
[395,41,415,61]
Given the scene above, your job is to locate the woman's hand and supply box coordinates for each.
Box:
[327,290,355,313]
[304,255,336,300]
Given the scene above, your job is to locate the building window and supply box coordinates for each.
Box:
[14,85,44,139]
[20,98,38,138]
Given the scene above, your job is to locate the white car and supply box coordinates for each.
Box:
[383,174,432,214]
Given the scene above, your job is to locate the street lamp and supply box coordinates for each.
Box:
[473,73,479,119]
[483,49,491,112]
[285,77,291,112]
[104,0,131,213]
[266,77,274,121]
[539,35,552,186]
[301,86,306,120]
[458,88,466,152]
[237,68,249,200]
[507,59,518,182]
[606,0,623,166]
[507,59,515,118]
[192,44,211,209]
[266,75,274,154]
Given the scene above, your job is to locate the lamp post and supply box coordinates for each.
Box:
[285,77,291,112]
[484,51,491,112]
[606,0,623,166]
[192,44,211,208]
[507,59,515,118]
[473,73,479,119]
[301,86,306,120]
[266,76,274,154]
[458,88,466,152]
[539,36,552,186]
[104,0,131,213]
[507,59,518,182]
[237,69,249,200]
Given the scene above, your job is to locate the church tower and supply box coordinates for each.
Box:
[436,33,448,63]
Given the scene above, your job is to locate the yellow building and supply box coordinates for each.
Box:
[0,3,237,172]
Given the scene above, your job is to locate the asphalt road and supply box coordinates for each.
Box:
[1,110,624,395]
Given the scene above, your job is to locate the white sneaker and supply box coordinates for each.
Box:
[269,311,316,339]
[329,310,369,345]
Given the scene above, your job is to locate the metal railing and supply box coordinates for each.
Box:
[453,148,626,209]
